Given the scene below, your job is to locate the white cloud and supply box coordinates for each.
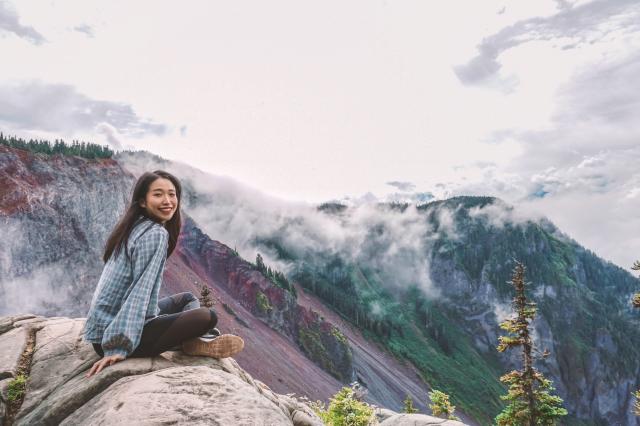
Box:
[1,0,639,269]
[0,0,45,45]
[116,152,440,298]
[0,80,167,142]
[455,0,640,87]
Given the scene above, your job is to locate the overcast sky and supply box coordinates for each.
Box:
[1,0,639,269]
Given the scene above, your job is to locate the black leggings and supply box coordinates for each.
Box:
[93,292,217,358]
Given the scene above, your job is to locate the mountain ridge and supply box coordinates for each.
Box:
[1,143,639,424]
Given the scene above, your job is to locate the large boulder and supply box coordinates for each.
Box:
[379,413,467,426]
[0,315,322,426]
[60,366,293,425]
[375,408,468,426]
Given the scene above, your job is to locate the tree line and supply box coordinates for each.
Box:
[255,253,297,297]
[0,132,114,159]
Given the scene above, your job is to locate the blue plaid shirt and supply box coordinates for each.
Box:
[83,216,169,358]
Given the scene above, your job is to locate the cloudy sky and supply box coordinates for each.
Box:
[1,0,639,269]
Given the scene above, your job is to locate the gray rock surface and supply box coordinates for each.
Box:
[380,413,467,426]
[0,315,323,426]
[0,327,27,380]
[61,366,293,426]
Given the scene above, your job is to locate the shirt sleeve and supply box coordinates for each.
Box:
[101,226,169,358]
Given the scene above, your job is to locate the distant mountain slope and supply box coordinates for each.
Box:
[0,144,447,420]
[268,196,640,425]
[4,144,639,424]
[113,149,640,425]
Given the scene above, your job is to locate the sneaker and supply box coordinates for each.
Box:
[182,334,245,358]
[200,327,221,339]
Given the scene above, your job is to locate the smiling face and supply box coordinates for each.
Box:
[139,177,178,223]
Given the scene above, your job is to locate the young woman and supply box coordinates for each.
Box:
[83,170,243,377]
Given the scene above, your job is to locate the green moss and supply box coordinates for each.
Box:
[221,302,250,328]
[222,302,236,316]
[298,327,344,380]
[331,326,348,345]
[256,291,273,314]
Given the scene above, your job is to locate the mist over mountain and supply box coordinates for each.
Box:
[2,143,639,425]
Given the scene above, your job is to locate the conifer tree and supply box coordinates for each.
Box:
[428,389,459,421]
[199,285,214,308]
[403,394,418,414]
[256,253,266,273]
[495,261,567,426]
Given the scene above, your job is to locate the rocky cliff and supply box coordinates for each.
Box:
[0,314,466,426]
[0,145,438,418]
[5,143,638,424]
[177,217,353,382]
[280,197,640,425]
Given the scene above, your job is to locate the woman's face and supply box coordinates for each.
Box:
[140,177,178,223]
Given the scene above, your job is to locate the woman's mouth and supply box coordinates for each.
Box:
[159,207,173,213]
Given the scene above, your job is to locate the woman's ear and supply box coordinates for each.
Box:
[139,199,146,208]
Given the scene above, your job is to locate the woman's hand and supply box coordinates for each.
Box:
[86,354,125,378]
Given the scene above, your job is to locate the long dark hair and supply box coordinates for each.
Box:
[103,170,182,262]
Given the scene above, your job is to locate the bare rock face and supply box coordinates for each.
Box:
[177,217,354,382]
[375,408,468,426]
[379,413,467,426]
[60,366,293,426]
[0,314,323,426]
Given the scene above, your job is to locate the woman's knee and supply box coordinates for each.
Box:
[174,292,197,303]
[191,307,217,331]
[208,308,218,329]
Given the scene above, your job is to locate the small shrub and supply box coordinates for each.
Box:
[222,303,236,316]
[199,285,214,308]
[312,385,376,426]
[403,394,418,413]
[428,389,460,421]
[256,291,272,314]
[331,326,348,345]
[634,390,640,416]
[7,374,27,402]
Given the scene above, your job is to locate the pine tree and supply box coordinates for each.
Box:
[495,261,567,426]
[256,253,266,273]
[403,394,418,413]
[428,389,459,421]
[199,285,214,308]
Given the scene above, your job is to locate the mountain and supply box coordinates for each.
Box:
[0,144,440,420]
[262,196,640,425]
[0,314,324,425]
[2,141,639,425]
[0,313,470,426]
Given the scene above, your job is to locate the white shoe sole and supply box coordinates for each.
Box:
[182,334,245,358]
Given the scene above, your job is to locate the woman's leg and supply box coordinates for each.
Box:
[157,292,200,315]
[129,307,218,358]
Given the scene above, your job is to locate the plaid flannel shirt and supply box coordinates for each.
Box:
[83,216,169,358]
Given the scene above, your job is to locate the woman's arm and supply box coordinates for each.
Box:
[99,226,169,358]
